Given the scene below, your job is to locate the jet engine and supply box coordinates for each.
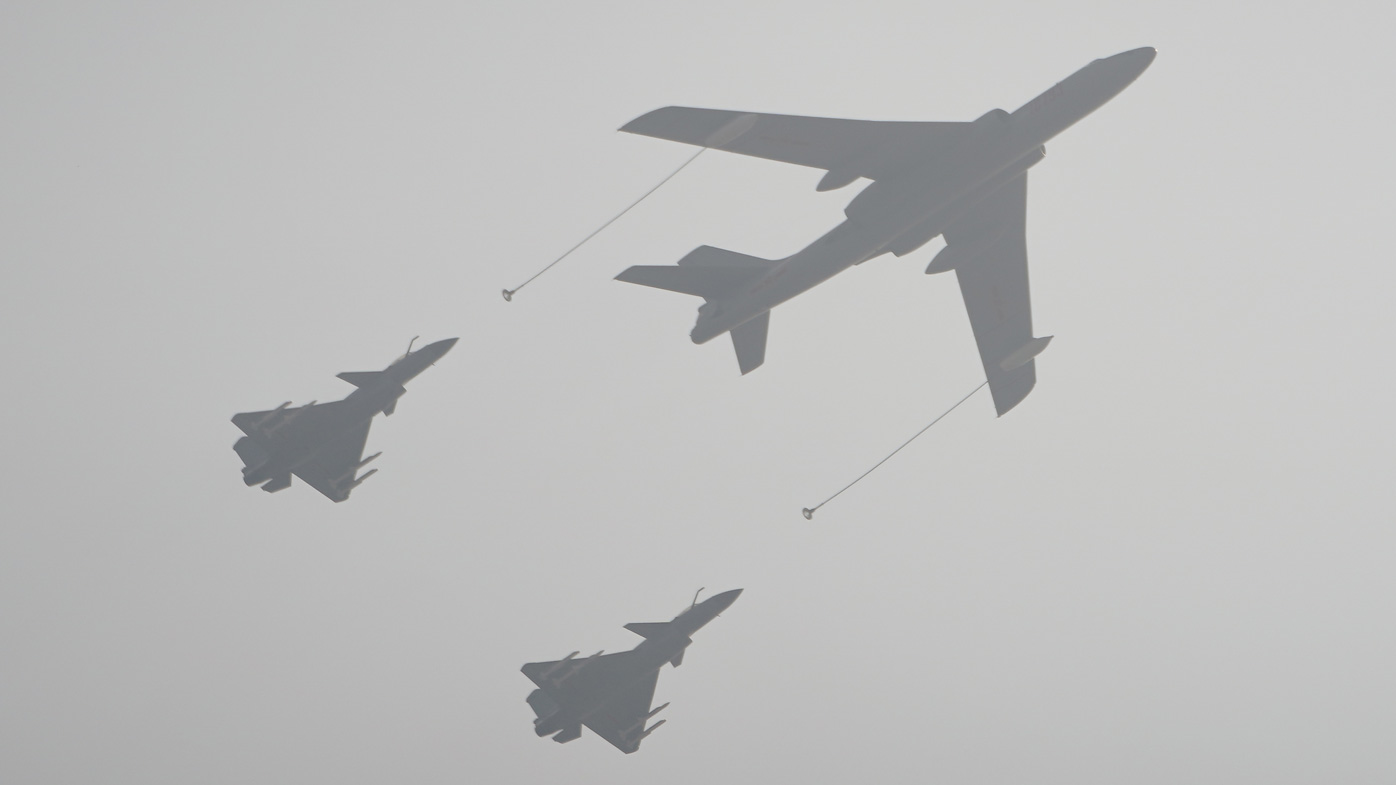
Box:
[817,167,861,192]
[925,224,1009,274]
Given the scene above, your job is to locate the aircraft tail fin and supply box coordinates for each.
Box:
[624,621,671,640]
[233,436,269,469]
[615,246,774,300]
[526,688,559,720]
[336,371,386,388]
[730,311,770,375]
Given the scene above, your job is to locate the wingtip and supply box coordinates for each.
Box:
[618,108,667,134]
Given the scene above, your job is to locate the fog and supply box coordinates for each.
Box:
[2,1,1393,783]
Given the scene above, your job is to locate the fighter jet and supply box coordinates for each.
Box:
[231,337,457,501]
[617,48,1155,415]
[522,588,742,753]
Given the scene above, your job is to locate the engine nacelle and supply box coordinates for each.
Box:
[925,224,1009,274]
[816,167,861,192]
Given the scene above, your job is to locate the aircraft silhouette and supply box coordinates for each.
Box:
[231,337,457,501]
[523,589,742,753]
[618,48,1155,415]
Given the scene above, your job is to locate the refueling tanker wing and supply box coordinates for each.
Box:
[938,173,1048,416]
[621,108,969,187]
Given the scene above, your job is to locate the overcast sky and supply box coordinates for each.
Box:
[3,1,1394,783]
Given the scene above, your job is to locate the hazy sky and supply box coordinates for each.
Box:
[3,1,1394,783]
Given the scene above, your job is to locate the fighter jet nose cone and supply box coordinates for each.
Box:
[425,337,459,357]
[1118,46,1156,70]
[711,588,743,608]
[1104,47,1155,73]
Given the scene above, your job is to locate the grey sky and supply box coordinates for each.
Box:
[2,1,1393,783]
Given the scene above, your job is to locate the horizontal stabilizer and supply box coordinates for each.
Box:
[617,246,774,300]
[624,621,671,640]
[616,263,764,300]
[730,311,770,375]
[676,245,774,270]
[336,371,386,388]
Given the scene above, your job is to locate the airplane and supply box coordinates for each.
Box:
[231,337,458,501]
[616,47,1155,415]
[522,588,742,753]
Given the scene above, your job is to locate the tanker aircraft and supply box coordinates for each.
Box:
[231,337,457,501]
[617,47,1155,415]
[523,588,742,753]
